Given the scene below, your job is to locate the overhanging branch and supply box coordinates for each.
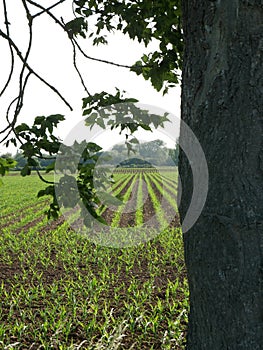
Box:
[0,29,73,111]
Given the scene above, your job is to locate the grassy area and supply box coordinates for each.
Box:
[0,172,188,349]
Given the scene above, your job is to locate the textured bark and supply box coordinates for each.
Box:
[179,1,263,349]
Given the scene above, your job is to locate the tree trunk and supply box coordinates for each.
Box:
[179,1,263,349]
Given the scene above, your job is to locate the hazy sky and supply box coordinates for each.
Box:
[0,1,181,154]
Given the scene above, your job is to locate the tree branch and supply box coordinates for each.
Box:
[31,0,66,19]
[73,38,136,69]
[71,40,91,96]
[0,0,14,98]
[0,28,73,111]
[36,169,56,184]
[26,0,65,27]
[15,0,34,121]
[27,0,141,70]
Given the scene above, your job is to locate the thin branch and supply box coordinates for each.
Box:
[12,72,32,144]
[0,0,148,147]
[0,1,34,144]
[35,71,73,111]
[0,0,71,145]
[0,28,73,111]
[0,72,31,144]
[0,0,15,98]
[71,40,91,96]
[27,0,141,70]
[0,123,12,137]
[36,169,56,184]
[69,1,91,96]
[73,39,135,69]
[31,0,66,19]
[15,0,34,121]
[0,128,12,144]
[24,1,92,97]
[6,96,19,126]
[0,95,19,143]
[26,0,65,27]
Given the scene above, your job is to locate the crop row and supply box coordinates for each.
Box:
[0,170,178,234]
[0,172,187,349]
[96,171,178,231]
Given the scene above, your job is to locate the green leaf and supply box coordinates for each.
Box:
[45,161,55,173]
[21,165,31,177]
[86,142,102,153]
[65,17,88,38]
[127,123,139,133]
[46,114,65,125]
[94,215,107,225]
[139,124,152,131]
[15,123,30,133]
[129,137,139,144]
[37,185,54,198]
[85,113,98,125]
[96,118,106,129]
[0,158,17,176]
[34,116,45,125]
[37,189,46,198]
[27,158,39,167]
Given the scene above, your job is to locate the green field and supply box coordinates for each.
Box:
[0,171,188,349]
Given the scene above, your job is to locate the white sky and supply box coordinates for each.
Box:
[0,0,181,155]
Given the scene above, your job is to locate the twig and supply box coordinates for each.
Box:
[25,1,92,96]
[71,40,91,96]
[15,0,34,123]
[0,127,12,144]
[73,39,135,69]
[0,0,14,98]
[27,0,142,70]
[31,0,66,19]
[36,169,56,184]
[0,29,73,111]
[26,0,65,27]
[0,71,30,144]
[12,72,32,144]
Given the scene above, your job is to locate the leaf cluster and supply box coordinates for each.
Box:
[0,157,17,186]
[83,89,170,133]
[12,114,65,177]
[72,0,183,93]
[83,89,170,156]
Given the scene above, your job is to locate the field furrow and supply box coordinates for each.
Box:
[135,173,145,226]
[149,174,178,212]
[154,172,178,191]
[144,173,180,229]
[110,173,139,227]
[98,173,133,216]
[0,170,188,349]
[143,173,168,229]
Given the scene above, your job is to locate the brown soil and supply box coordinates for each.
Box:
[101,175,136,225]
[0,237,186,349]
[0,174,186,349]
[101,174,180,230]
[0,199,49,229]
[117,176,140,227]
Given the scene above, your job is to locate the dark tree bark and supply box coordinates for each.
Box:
[179,1,263,349]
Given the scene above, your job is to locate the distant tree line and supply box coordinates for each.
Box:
[0,139,178,171]
[0,152,54,171]
[105,139,179,167]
